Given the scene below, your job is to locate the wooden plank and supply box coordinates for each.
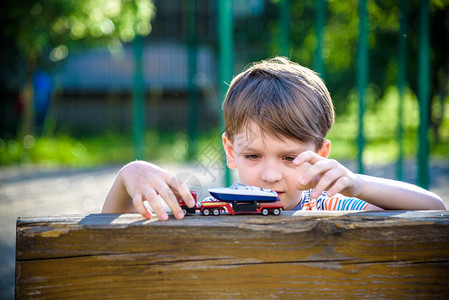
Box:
[16,211,449,299]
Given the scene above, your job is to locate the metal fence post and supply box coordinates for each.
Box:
[133,34,145,160]
[396,0,408,181]
[218,0,233,187]
[187,0,198,160]
[357,0,369,174]
[314,0,326,78]
[418,0,430,189]
[279,0,291,57]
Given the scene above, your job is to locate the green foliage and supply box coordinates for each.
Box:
[1,0,448,169]
[0,133,130,167]
[328,85,449,163]
[2,0,155,62]
[267,0,449,119]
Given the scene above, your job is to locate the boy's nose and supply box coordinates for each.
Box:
[260,163,282,183]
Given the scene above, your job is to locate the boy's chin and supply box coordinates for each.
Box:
[278,193,300,210]
[277,193,291,208]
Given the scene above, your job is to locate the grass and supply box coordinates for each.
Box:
[0,130,222,168]
[1,87,448,168]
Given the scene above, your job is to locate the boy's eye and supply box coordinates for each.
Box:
[245,154,260,160]
[283,156,295,162]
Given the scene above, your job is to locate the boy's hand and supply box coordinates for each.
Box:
[293,151,361,199]
[119,161,195,220]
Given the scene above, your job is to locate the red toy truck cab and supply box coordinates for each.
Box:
[177,191,198,215]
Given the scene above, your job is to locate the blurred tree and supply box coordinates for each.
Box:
[284,0,448,143]
[0,0,155,138]
[255,1,448,139]
[412,1,449,144]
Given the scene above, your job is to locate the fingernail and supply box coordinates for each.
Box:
[160,212,168,221]
[145,212,152,219]
[177,212,185,219]
[300,177,307,185]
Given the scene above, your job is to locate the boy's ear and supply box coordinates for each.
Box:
[222,133,237,169]
[317,139,331,158]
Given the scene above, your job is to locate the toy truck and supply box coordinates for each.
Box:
[199,199,283,216]
[178,184,284,216]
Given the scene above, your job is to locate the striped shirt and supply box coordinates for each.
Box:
[292,189,369,211]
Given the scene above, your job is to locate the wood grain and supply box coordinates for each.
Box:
[16,211,449,299]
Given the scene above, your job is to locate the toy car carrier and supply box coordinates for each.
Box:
[178,184,284,216]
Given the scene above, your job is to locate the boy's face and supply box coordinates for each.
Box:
[223,120,329,210]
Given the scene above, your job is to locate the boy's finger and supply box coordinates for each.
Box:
[143,188,169,221]
[132,193,153,220]
[158,186,185,220]
[327,177,350,197]
[294,161,314,189]
[293,150,323,166]
[298,159,334,187]
[168,176,196,207]
[296,174,320,190]
[178,184,196,207]
[310,169,341,198]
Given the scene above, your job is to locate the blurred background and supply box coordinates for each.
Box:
[1,0,448,175]
[0,0,448,298]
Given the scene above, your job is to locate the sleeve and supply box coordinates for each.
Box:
[295,190,369,211]
[318,194,369,211]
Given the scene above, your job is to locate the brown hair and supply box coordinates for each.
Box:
[223,57,334,150]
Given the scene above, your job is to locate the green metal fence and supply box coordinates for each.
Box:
[130,0,432,188]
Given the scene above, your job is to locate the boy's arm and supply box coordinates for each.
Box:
[355,174,445,210]
[102,161,196,220]
[294,151,445,210]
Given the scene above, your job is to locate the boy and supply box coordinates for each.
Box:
[102,57,445,220]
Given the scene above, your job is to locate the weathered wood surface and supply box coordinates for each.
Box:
[16,211,449,299]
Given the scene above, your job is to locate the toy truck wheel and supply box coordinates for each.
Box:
[203,208,211,216]
[261,208,269,216]
[212,208,220,216]
[272,208,281,216]
[182,208,188,216]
